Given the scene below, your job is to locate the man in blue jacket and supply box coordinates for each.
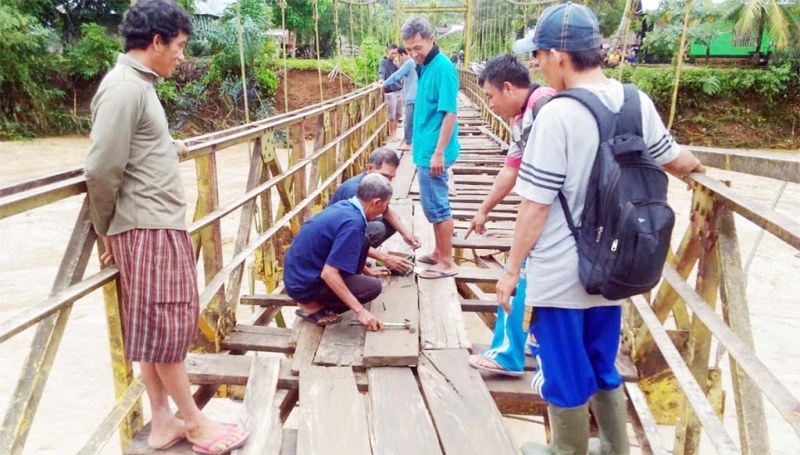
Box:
[382,46,417,151]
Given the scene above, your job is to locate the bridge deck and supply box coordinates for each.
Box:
[124,95,651,455]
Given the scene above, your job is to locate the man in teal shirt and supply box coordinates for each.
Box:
[401,16,460,279]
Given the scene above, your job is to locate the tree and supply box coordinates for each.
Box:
[642,0,724,63]
[725,0,800,61]
[8,0,129,43]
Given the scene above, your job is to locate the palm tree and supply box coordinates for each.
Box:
[725,0,799,61]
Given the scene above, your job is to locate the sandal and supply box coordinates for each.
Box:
[295,309,341,326]
[468,354,524,378]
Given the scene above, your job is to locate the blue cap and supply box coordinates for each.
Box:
[523,3,602,53]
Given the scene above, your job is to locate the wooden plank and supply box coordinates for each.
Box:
[455,266,502,283]
[362,278,419,367]
[452,235,512,251]
[451,209,516,222]
[418,277,471,350]
[184,353,368,391]
[291,319,324,375]
[313,311,365,367]
[418,350,518,453]
[240,294,296,307]
[392,152,416,199]
[460,298,498,312]
[625,382,669,455]
[221,325,294,353]
[280,429,297,455]
[368,368,442,455]
[234,357,282,455]
[449,201,517,212]
[297,366,372,455]
[716,208,771,453]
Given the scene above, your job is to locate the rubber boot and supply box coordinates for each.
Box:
[520,403,590,455]
[592,386,630,455]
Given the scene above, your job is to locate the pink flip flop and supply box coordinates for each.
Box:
[192,427,250,454]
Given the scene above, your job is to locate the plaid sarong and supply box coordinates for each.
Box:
[111,229,198,363]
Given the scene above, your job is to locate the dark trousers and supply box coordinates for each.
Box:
[365,217,396,248]
[307,235,382,313]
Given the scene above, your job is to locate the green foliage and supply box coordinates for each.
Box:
[612,65,797,109]
[0,3,64,138]
[66,23,121,81]
[354,36,382,85]
[9,0,129,42]
[642,0,724,63]
[156,80,180,104]
[724,0,800,53]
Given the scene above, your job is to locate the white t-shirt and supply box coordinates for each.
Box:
[514,79,680,309]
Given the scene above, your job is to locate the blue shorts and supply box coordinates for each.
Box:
[528,305,623,408]
[417,166,451,223]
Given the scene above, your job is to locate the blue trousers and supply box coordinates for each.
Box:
[403,103,414,145]
[482,271,528,373]
[528,305,623,408]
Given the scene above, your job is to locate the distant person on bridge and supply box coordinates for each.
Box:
[84,1,249,453]
[328,148,420,273]
[401,16,460,279]
[382,46,417,152]
[378,43,403,143]
[465,54,555,378]
[496,4,705,454]
[284,174,394,331]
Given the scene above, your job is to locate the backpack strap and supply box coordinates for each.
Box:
[552,83,644,239]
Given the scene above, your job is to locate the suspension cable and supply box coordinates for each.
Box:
[280,0,288,112]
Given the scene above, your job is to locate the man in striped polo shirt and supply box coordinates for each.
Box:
[494,4,705,454]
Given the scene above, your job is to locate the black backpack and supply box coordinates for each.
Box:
[555,84,674,300]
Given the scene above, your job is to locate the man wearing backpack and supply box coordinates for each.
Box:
[496,4,705,454]
[465,54,555,378]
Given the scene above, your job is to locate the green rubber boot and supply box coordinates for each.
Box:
[592,386,630,455]
[520,403,590,455]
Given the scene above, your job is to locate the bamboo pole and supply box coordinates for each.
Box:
[313,0,324,103]
[616,0,634,81]
[280,0,289,113]
[235,0,250,123]
[667,0,694,131]
[334,0,344,96]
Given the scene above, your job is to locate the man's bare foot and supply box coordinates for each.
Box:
[398,143,411,151]
[187,417,249,453]
[148,417,185,449]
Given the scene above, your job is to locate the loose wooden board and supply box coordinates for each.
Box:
[290,319,324,375]
[297,366,372,455]
[313,311,366,367]
[392,152,416,199]
[221,325,294,353]
[368,368,442,455]
[234,356,282,455]
[362,277,419,367]
[417,277,471,350]
[418,349,518,454]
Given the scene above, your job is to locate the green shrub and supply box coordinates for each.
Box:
[0,3,64,138]
[610,65,798,110]
[354,36,382,85]
[66,23,121,81]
